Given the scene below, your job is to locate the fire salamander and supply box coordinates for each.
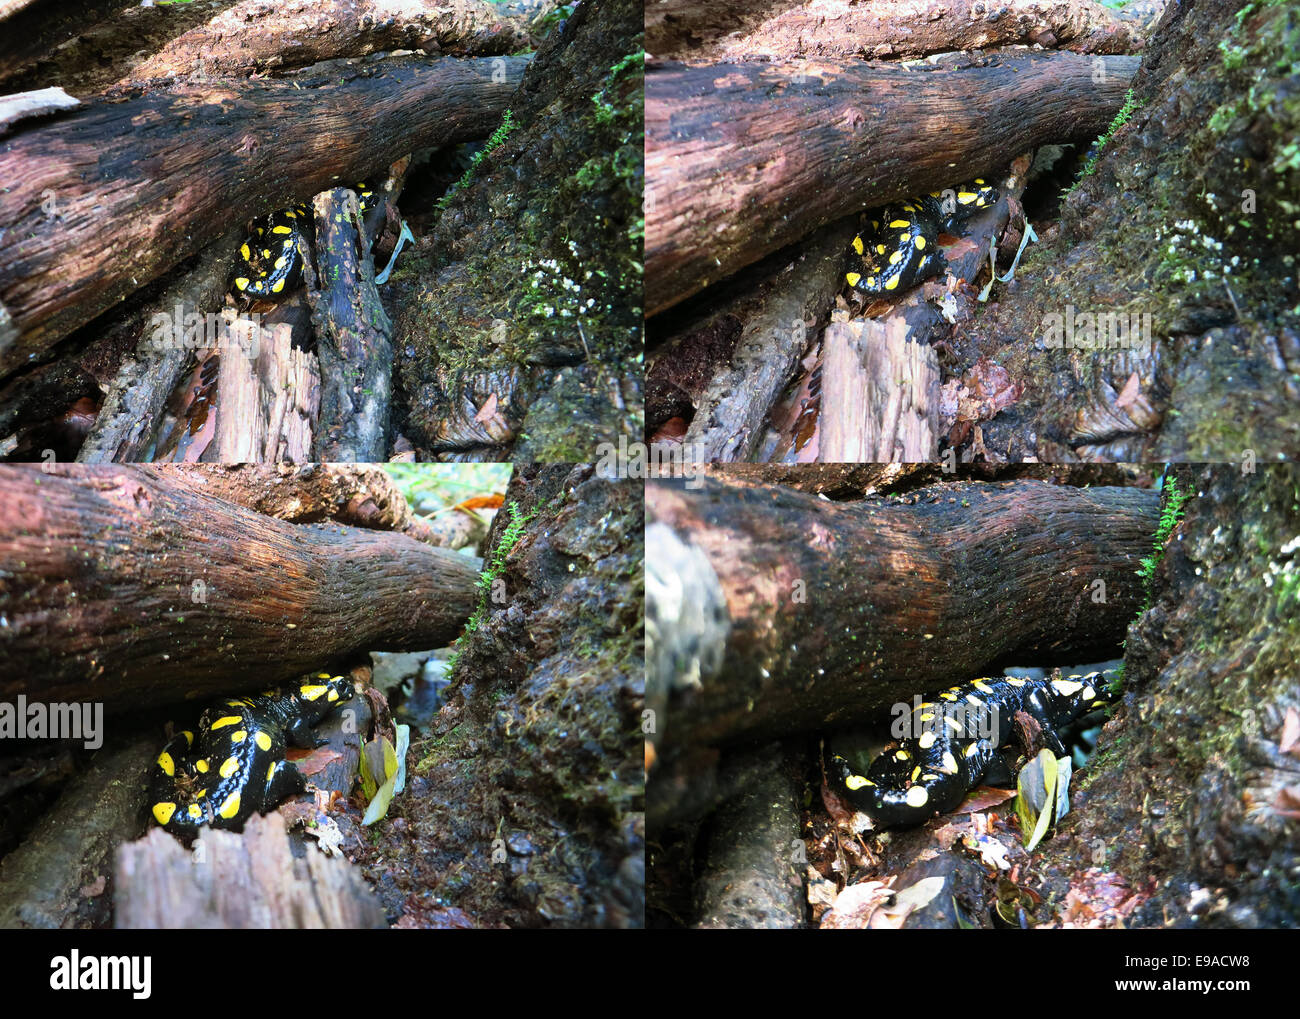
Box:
[845,179,998,298]
[233,183,376,299]
[148,674,355,836]
[830,670,1116,828]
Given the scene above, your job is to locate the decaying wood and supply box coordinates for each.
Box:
[646,51,1139,317]
[209,314,321,463]
[647,0,1148,63]
[307,189,393,464]
[647,477,1159,754]
[693,746,805,929]
[75,228,245,464]
[0,86,78,132]
[0,737,156,929]
[0,54,529,377]
[820,316,941,463]
[648,220,855,462]
[124,0,528,84]
[0,465,481,707]
[154,463,447,546]
[115,813,386,929]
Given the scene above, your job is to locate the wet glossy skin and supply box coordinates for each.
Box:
[148,674,354,835]
[845,179,999,298]
[232,183,376,298]
[830,670,1113,827]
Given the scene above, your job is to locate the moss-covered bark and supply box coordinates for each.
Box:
[358,464,643,928]
[1033,464,1300,927]
[391,0,643,461]
[971,0,1300,461]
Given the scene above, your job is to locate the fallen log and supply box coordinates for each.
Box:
[0,464,481,707]
[647,0,1148,63]
[75,227,245,464]
[0,53,529,377]
[123,0,528,84]
[307,188,393,463]
[647,476,1159,754]
[647,219,855,462]
[645,51,1138,317]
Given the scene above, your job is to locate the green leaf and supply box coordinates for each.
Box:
[361,734,403,826]
[1016,750,1059,851]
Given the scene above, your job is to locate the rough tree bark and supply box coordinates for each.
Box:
[307,189,393,464]
[646,51,1138,317]
[966,0,1300,461]
[0,54,529,375]
[0,464,481,707]
[646,0,1147,61]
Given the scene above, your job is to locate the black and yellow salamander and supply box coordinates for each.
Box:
[845,178,998,298]
[148,674,355,836]
[233,183,377,299]
[829,670,1116,828]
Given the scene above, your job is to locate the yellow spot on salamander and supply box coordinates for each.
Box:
[195,759,209,773]
[327,688,339,702]
[268,761,278,782]
[944,716,964,733]
[1083,686,1097,700]
[911,766,921,782]
[974,178,985,185]
[272,225,293,234]
[966,693,984,705]
[875,244,886,255]
[300,684,327,701]
[894,750,910,762]
[273,256,287,270]
[219,791,241,819]
[157,752,175,777]
[845,774,874,790]
[846,272,861,287]
[905,786,929,808]
[914,235,926,250]
[210,715,243,730]
[152,802,176,825]
[240,243,251,260]
[888,219,911,229]
[255,731,272,751]
[918,731,937,749]
[1007,677,1026,686]
[235,277,250,290]
[852,236,864,255]
[941,751,959,774]
[1052,679,1084,697]
[957,191,977,204]
[231,730,247,743]
[865,276,877,288]
[884,276,899,291]
[940,691,959,701]
[188,804,202,819]
[889,250,904,265]
[182,731,194,746]
[219,757,239,778]
[918,711,935,722]
[974,679,994,694]
[271,278,285,294]
[965,743,981,758]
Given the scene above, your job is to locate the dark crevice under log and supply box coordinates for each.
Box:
[0,54,529,376]
[646,51,1138,317]
[0,465,481,708]
[648,477,1160,756]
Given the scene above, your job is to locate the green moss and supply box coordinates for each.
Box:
[436,110,517,214]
